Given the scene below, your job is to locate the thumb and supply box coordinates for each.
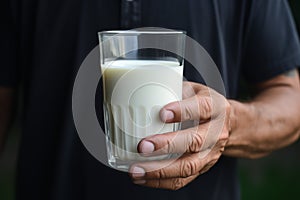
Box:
[160,95,212,123]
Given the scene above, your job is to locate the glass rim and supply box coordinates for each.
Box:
[98,29,186,35]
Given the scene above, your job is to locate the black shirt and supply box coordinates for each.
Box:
[1,0,300,200]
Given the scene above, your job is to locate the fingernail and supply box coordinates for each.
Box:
[140,141,155,154]
[161,109,174,122]
[132,166,145,178]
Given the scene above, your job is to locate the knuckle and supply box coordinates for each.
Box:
[166,136,176,154]
[156,179,162,189]
[156,168,167,179]
[183,103,194,120]
[188,132,203,152]
[198,96,212,119]
[171,178,186,191]
[180,159,199,178]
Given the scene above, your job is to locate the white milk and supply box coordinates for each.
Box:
[101,60,183,164]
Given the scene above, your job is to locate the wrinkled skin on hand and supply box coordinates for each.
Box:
[129,81,231,190]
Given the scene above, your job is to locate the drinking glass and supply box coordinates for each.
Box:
[98,28,186,170]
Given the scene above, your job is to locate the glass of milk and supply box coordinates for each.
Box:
[98,28,186,171]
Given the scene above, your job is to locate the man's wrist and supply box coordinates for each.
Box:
[227,99,257,136]
[228,100,238,136]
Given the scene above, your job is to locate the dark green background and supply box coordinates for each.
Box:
[1,1,300,199]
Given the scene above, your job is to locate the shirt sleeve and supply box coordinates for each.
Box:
[0,0,19,87]
[241,0,300,83]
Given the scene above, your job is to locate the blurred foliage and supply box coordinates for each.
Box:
[239,140,300,200]
[0,126,19,200]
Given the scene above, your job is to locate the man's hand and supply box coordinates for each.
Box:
[128,69,300,190]
[129,81,231,190]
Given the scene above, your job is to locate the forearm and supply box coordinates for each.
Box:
[225,73,300,159]
[0,87,14,154]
